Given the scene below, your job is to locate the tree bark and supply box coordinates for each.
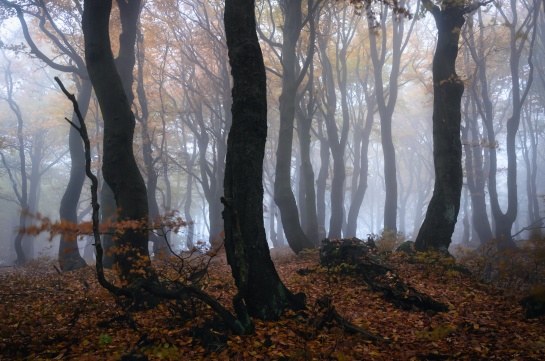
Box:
[415,2,465,253]
[223,0,305,323]
[274,0,315,253]
[82,0,155,284]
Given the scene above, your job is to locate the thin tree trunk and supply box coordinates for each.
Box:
[59,79,92,271]
[367,1,417,234]
[317,17,346,239]
[315,118,329,240]
[346,82,374,238]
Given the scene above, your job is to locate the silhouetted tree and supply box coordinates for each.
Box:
[223,0,305,323]
[82,0,156,284]
[415,0,490,252]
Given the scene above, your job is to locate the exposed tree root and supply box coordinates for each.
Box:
[310,296,388,342]
[320,238,449,312]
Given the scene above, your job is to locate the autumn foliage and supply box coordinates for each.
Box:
[23,211,188,243]
[1,245,544,360]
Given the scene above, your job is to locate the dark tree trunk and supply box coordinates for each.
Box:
[59,79,92,271]
[223,0,304,324]
[100,183,116,268]
[415,2,465,253]
[82,0,155,283]
[274,0,315,254]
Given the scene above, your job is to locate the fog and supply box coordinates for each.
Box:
[0,0,543,265]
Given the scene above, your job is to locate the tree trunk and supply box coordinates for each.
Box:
[415,2,465,253]
[100,183,116,268]
[82,0,155,284]
[367,1,416,234]
[317,20,346,239]
[135,28,170,258]
[521,105,542,239]
[25,132,45,260]
[492,0,537,249]
[59,78,92,271]
[296,110,319,245]
[223,0,305,324]
[462,14,494,246]
[315,119,329,240]
[346,59,374,238]
[274,0,314,254]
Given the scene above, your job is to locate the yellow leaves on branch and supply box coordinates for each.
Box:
[21,210,189,241]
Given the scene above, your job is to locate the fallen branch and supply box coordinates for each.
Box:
[512,217,545,239]
[55,76,251,335]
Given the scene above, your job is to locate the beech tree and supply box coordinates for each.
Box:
[0,0,90,270]
[1,53,30,265]
[273,0,317,253]
[487,0,538,249]
[345,51,376,238]
[0,49,66,264]
[156,0,232,249]
[222,0,305,321]
[316,7,349,239]
[82,0,156,284]
[415,0,492,253]
[367,0,418,235]
[459,11,495,246]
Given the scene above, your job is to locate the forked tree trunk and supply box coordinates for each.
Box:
[223,0,304,324]
[274,0,315,253]
[59,79,92,271]
[82,0,155,284]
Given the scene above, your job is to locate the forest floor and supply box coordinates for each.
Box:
[0,245,544,360]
